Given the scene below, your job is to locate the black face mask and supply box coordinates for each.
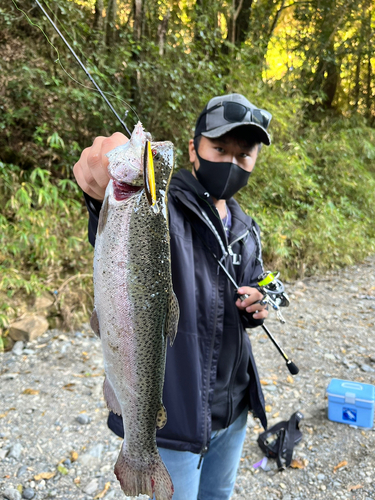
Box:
[194,149,251,200]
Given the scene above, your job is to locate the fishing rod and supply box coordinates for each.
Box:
[216,261,299,375]
[34,0,131,136]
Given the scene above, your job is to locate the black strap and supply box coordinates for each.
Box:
[257,411,303,470]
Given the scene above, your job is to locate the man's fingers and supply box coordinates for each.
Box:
[101,132,128,156]
[73,160,103,200]
[82,136,109,192]
[73,132,128,201]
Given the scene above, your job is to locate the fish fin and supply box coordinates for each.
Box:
[90,308,100,338]
[115,446,174,500]
[98,196,109,236]
[103,376,122,416]
[155,404,167,430]
[165,292,179,346]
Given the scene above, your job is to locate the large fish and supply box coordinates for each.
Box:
[91,122,179,500]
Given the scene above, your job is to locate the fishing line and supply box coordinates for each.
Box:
[11,0,139,131]
[39,0,140,124]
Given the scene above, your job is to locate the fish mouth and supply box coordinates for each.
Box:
[113,180,142,201]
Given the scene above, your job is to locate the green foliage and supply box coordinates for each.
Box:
[237,98,375,278]
[0,160,92,333]
[0,0,374,335]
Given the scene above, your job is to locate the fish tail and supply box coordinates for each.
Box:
[114,447,174,500]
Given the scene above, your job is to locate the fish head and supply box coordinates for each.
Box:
[106,122,148,186]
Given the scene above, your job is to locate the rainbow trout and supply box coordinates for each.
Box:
[91,122,179,500]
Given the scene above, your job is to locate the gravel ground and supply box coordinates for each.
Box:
[1,256,375,500]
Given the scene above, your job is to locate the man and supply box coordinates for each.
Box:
[74,93,271,500]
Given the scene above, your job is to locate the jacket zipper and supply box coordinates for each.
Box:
[198,263,220,469]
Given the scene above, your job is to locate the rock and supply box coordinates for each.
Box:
[324,353,336,361]
[0,449,7,459]
[317,473,325,480]
[2,488,22,500]
[8,315,49,342]
[33,293,54,313]
[78,444,104,467]
[87,444,104,460]
[361,364,375,373]
[7,443,23,461]
[12,341,24,356]
[22,488,35,500]
[82,478,99,495]
[22,349,35,356]
[76,414,91,425]
[16,465,28,477]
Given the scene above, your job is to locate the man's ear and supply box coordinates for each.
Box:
[189,139,197,163]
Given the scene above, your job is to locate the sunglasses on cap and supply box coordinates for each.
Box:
[202,101,272,130]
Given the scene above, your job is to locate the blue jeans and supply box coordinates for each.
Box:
[153,408,248,500]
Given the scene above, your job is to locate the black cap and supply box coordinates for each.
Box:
[194,93,272,145]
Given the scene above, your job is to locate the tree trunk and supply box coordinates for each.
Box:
[93,0,103,31]
[134,0,143,42]
[157,10,170,57]
[105,0,117,47]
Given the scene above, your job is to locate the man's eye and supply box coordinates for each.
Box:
[215,147,225,153]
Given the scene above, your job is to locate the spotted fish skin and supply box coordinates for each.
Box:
[92,124,179,500]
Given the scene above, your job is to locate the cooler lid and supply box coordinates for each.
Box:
[327,378,375,403]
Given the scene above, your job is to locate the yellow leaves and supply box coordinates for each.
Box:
[348,484,363,491]
[265,405,272,412]
[333,460,347,473]
[71,451,79,462]
[94,482,111,499]
[57,465,68,475]
[22,388,39,395]
[34,471,56,481]
[74,477,81,485]
[63,383,76,391]
[291,457,308,469]
[0,407,16,419]
[286,375,294,384]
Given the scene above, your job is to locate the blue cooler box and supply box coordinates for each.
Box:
[327,379,375,428]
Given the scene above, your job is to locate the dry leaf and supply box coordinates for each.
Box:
[333,460,347,472]
[290,457,308,469]
[22,389,39,395]
[63,383,76,391]
[71,451,78,462]
[272,412,280,418]
[260,380,269,385]
[287,375,294,384]
[348,484,363,491]
[94,482,111,499]
[265,405,272,412]
[74,477,81,484]
[34,471,56,481]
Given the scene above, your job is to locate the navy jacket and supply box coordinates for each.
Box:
[85,169,267,456]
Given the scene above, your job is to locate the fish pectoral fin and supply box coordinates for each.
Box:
[90,308,100,338]
[103,376,122,416]
[155,404,167,430]
[165,292,179,346]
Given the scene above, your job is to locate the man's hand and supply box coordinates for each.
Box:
[235,287,268,320]
[73,132,128,201]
